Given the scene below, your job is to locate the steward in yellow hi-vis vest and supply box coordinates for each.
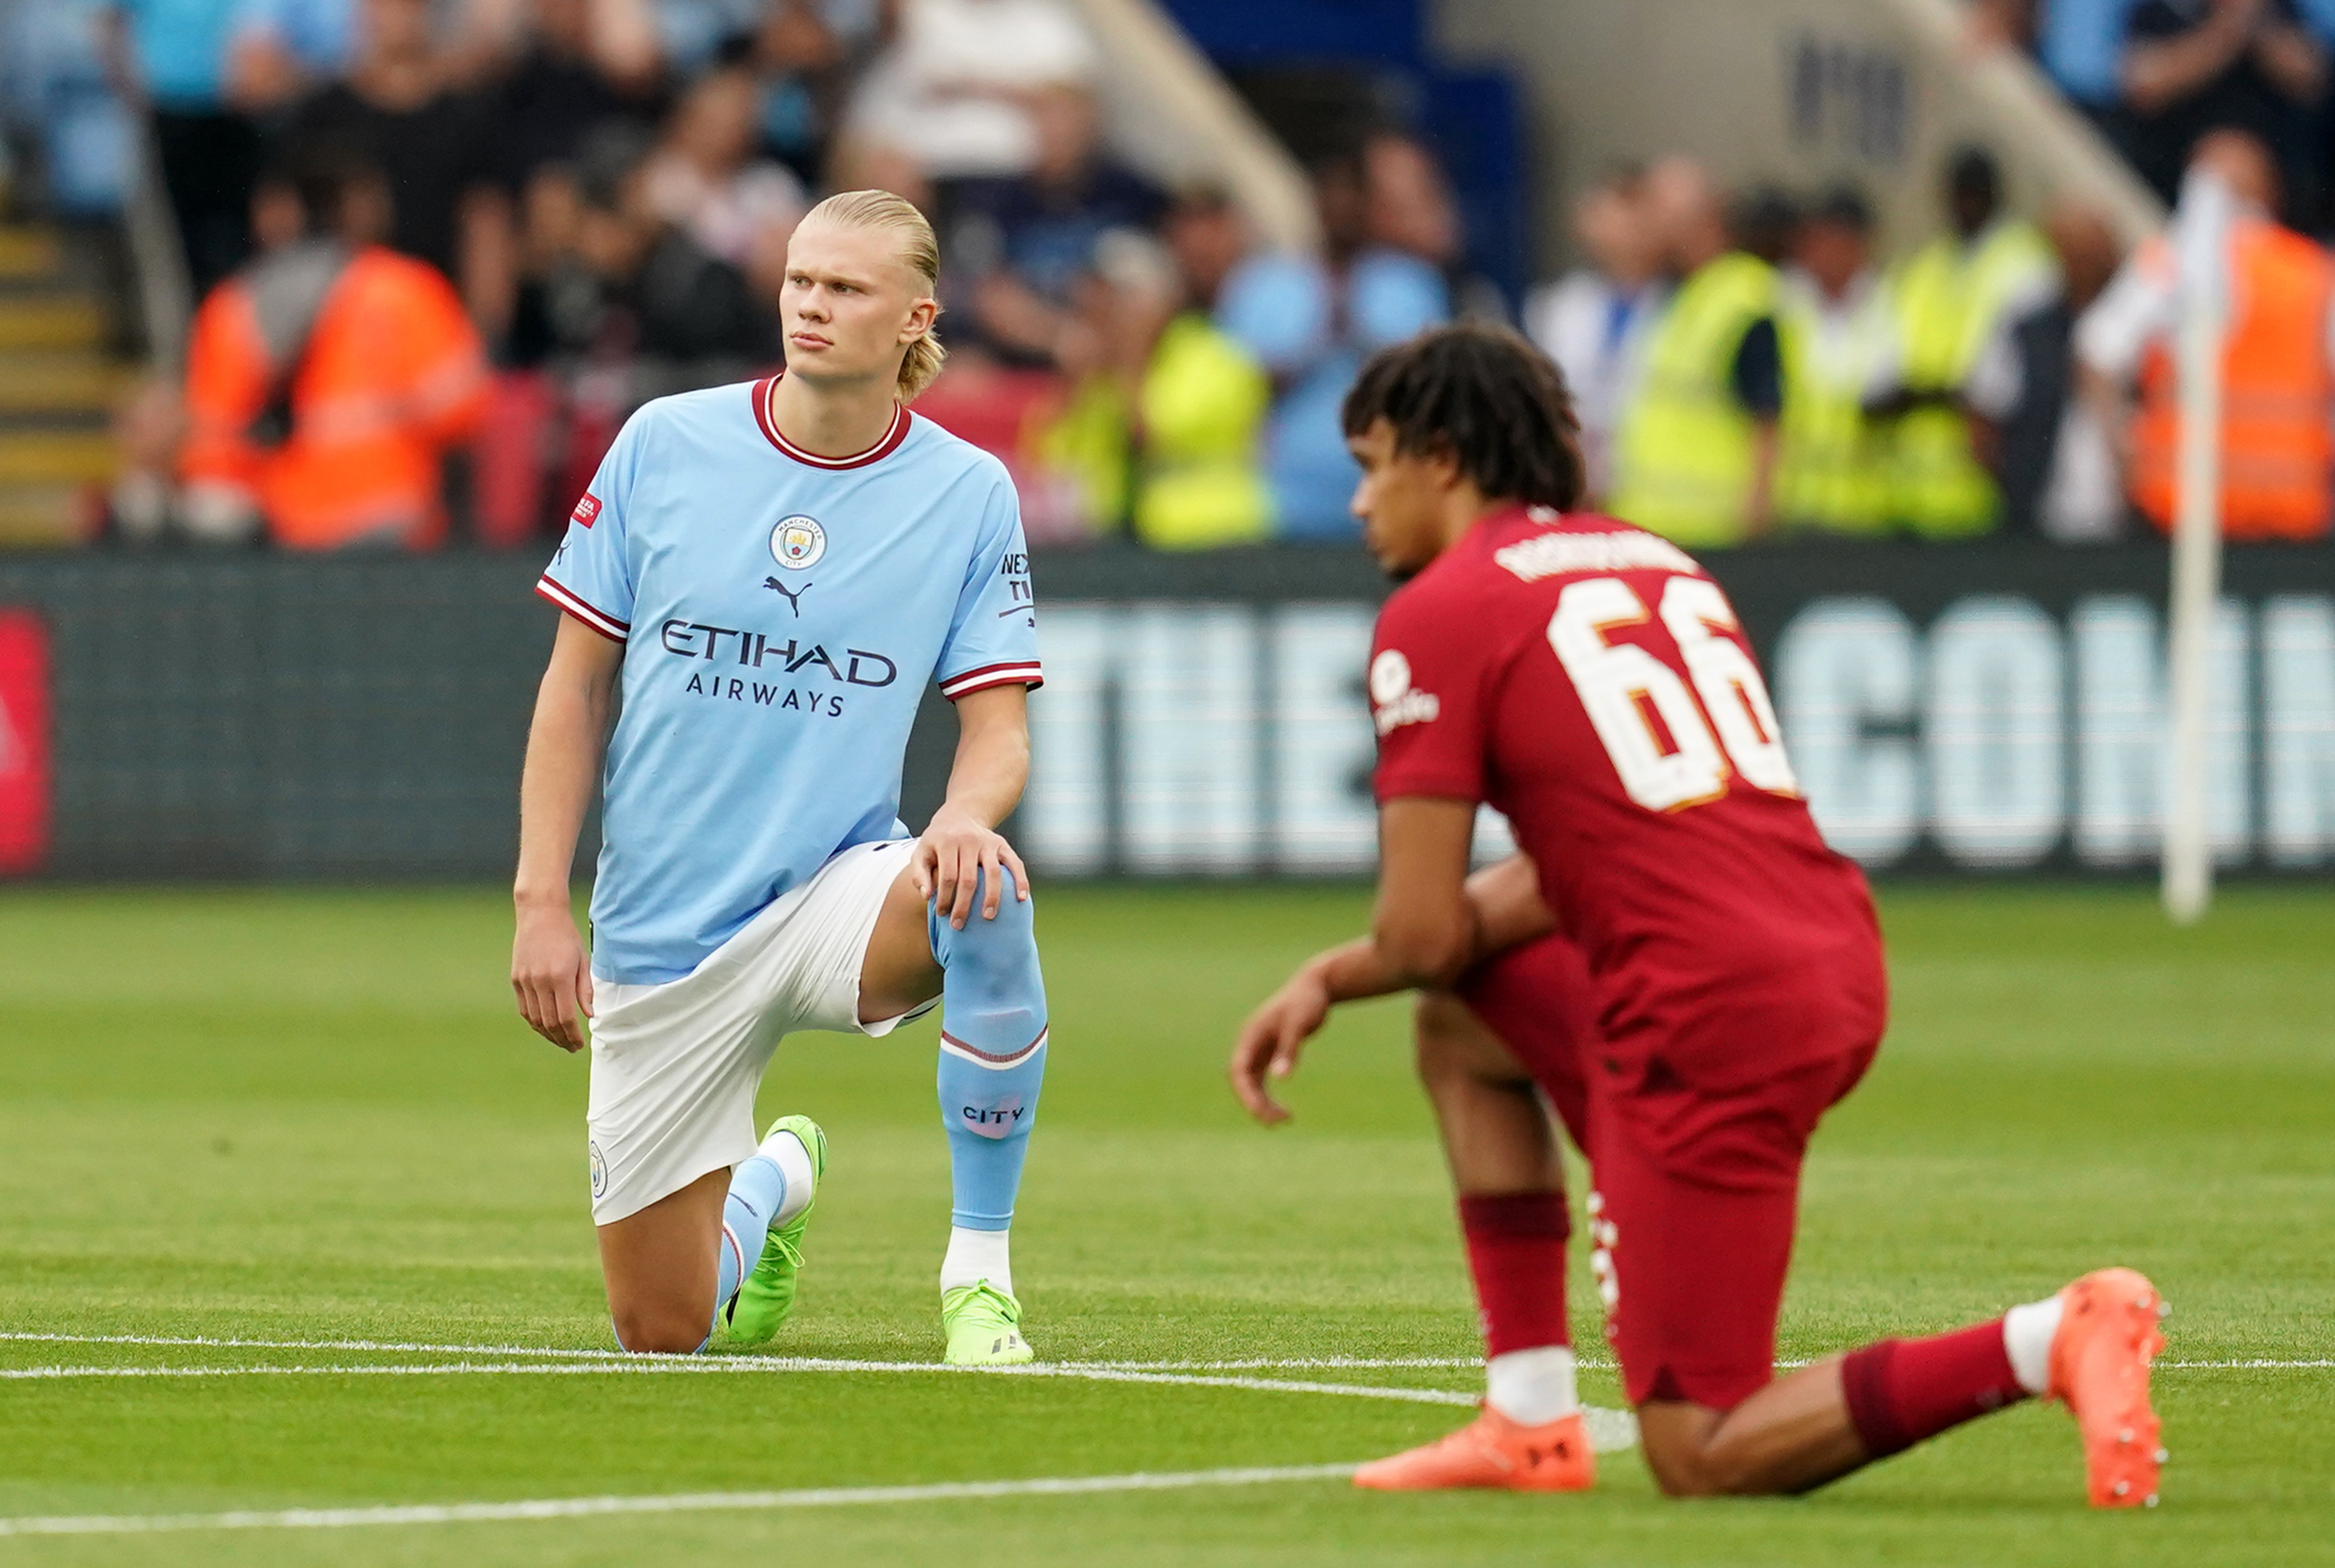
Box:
[1776,187,1894,535]
[1133,312,1274,548]
[1878,149,2057,539]
[1610,162,1789,547]
[1611,251,1784,546]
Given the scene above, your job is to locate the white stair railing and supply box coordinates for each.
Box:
[1066,0,1320,254]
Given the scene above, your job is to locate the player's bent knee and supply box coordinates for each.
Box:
[933,865,1046,1040]
[1412,992,1471,1074]
[1638,1431,1798,1499]
[612,1316,700,1353]
[934,867,1039,963]
[1634,1405,1738,1498]
[963,865,1035,941]
[1642,1448,1729,1499]
[611,1306,707,1356]
[1413,991,1524,1087]
[606,1272,720,1356]
[1641,1445,1724,1498]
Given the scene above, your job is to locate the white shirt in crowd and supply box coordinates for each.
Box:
[2073,219,2335,384]
[644,158,807,268]
[847,0,1102,180]
[1524,270,1659,501]
[1966,317,2123,545]
[1779,265,1900,403]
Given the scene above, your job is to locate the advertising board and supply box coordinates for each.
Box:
[0,610,50,875]
[0,544,2326,881]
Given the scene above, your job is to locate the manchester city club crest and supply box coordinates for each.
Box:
[771,515,826,570]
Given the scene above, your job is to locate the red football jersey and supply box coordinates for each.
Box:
[1371,507,1887,1102]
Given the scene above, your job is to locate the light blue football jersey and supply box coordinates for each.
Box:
[537,377,1042,984]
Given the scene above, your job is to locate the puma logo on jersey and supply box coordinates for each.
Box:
[763,577,811,615]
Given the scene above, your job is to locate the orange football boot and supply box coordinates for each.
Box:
[2046,1267,2170,1508]
[1353,1406,1596,1493]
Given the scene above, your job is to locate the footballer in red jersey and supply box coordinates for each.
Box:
[1229,324,2167,1505]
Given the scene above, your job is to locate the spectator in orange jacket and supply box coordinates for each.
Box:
[180,146,490,549]
[2077,127,2335,541]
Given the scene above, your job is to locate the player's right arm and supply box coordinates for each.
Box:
[1234,576,1552,1123]
[511,615,623,1052]
[1228,853,1557,1123]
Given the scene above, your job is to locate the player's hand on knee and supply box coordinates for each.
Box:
[914,806,1031,930]
[511,904,594,1053]
[1229,970,1331,1124]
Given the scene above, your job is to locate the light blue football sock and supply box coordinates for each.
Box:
[712,1153,790,1334]
[930,866,1048,1232]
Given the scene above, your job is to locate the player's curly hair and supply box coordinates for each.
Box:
[1341,324,1586,510]
[803,188,948,401]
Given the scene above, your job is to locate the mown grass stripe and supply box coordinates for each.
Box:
[1,1334,2320,1372]
[0,1352,1643,1451]
[0,1465,1366,1536]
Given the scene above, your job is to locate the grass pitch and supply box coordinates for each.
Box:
[0,882,2329,1566]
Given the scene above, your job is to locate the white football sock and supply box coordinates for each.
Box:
[1485,1345,1578,1426]
[2002,1294,2065,1396]
[759,1125,818,1228]
[940,1226,1013,1296]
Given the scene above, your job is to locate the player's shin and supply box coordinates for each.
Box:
[711,1147,804,1334]
[1461,1191,1578,1423]
[935,1038,1045,1285]
[1841,1269,2159,1476]
[934,1035,1045,1365]
[1839,1315,2037,1461]
[1353,1187,1594,1492]
[929,866,1048,1296]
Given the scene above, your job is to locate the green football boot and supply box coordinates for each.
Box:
[720,1115,826,1347]
[941,1279,1034,1366]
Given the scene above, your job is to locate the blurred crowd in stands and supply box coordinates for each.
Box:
[1978,0,2335,225]
[89,0,1468,549]
[54,0,2335,549]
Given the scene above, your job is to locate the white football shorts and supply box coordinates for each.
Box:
[585,837,925,1224]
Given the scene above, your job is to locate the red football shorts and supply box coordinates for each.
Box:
[1454,934,1596,1152]
[1459,935,1879,1412]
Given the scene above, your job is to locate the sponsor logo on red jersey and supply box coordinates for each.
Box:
[0,610,52,875]
[1368,648,1440,736]
[571,493,602,528]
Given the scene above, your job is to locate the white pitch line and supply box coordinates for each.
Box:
[0,1358,1483,1407]
[0,1352,1646,1453]
[9,1359,2320,1541]
[0,1332,691,1363]
[1005,1365,1488,1407]
[0,1464,1364,1538]
[1079,1357,1481,1370]
[19,1357,2320,1380]
[5,1333,2322,1374]
[0,1333,1483,1371]
[0,1363,652,1381]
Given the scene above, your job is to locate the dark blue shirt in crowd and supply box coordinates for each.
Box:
[1732,317,1785,420]
[946,165,1168,304]
[2124,0,2320,213]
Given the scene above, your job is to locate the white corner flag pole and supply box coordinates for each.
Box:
[2163,166,2233,925]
